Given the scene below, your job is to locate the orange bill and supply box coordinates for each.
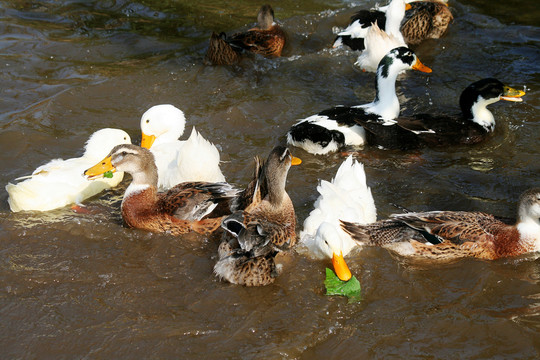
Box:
[291,156,302,166]
[332,251,352,281]
[84,156,116,180]
[500,86,525,102]
[412,57,432,73]
[405,3,412,10]
[140,132,156,149]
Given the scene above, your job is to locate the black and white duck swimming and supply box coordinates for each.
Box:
[352,78,526,150]
[286,47,432,155]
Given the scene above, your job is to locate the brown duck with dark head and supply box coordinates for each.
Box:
[205,4,286,65]
[214,146,301,286]
[84,144,237,235]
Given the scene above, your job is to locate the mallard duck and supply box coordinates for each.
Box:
[287,47,432,155]
[333,0,409,51]
[6,128,131,212]
[205,4,286,65]
[84,144,237,235]
[214,146,301,286]
[140,104,225,190]
[341,188,540,260]
[401,0,453,45]
[355,21,406,73]
[351,78,526,150]
[300,156,377,281]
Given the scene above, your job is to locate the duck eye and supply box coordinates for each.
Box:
[122,151,127,156]
[124,137,127,140]
[146,119,150,124]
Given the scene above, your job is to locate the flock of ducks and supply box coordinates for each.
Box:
[5,1,539,287]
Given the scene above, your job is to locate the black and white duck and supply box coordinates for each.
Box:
[333,0,409,51]
[286,47,432,155]
[352,78,526,150]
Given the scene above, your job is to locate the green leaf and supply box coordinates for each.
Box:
[324,268,361,303]
[103,171,114,178]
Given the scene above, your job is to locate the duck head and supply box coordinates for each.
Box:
[257,4,275,30]
[84,144,158,188]
[315,222,352,281]
[140,104,186,149]
[460,78,525,130]
[83,128,132,161]
[259,146,301,205]
[518,188,540,225]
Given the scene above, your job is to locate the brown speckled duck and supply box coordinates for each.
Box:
[205,4,286,65]
[84,144,237,235]
[340,188,540,260]
[214,146,301,286]
[401,0,453,45]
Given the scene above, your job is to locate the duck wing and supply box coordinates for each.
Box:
[228,27,285,57]
[158,182,237,221]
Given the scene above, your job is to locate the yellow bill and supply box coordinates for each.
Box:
[291,156,302,166]
[501,86,525,102]
[412,57,432,73]
[140,132,156,149]
[84,156,116,180]
[332,251,352,281]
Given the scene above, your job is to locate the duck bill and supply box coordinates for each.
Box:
[332,251,352,281]
[412,58,432,73]
[140,132,156,149]
[500,86,525,102]
[405,3,412,10]
[291,156,302,166]
[84,156,116,180]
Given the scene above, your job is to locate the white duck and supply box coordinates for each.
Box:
[6,128,131,212]
[139,104,226,190]
[300,156,377,280]
[355,19,406,73]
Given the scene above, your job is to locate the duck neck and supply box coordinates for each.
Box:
[122,163,159,205]
[367,67,400,120]
[463,97,498,132]
[385,0,405,40]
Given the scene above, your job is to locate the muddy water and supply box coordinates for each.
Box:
[1,0,539,358]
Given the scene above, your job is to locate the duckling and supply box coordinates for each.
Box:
[205,4,286,65]
[401,0,453,45]
[84,144,237,235]
[333,0,409,51]
[214,146,301,286]
[351,78,526,150]
[300,156,377,281]
[140,104,225,190]
[6,128,131,212]
[287,47,431,155]
[341,188,540,260]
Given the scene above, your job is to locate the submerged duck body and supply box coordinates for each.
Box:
[353,78,526,150]
[287,47,432,155]
[214,146,301,286]
[84,144,237,235]
[205,4,286,65]
[140,104,225,190]
[341,188,540,260]
[6,128,131,212]
[300,156,377,280]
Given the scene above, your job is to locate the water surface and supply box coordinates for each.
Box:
[1,0,539,358]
